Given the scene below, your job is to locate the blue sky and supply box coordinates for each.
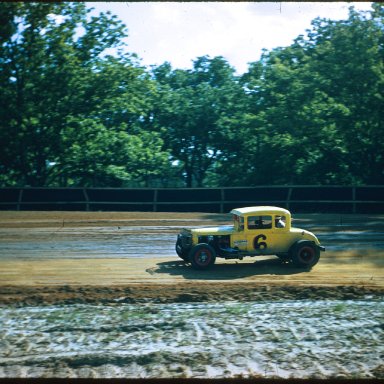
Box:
[87,2,373,74]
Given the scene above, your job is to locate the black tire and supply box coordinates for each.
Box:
[290,240,320,268]
[176,238,189,261]
[188,243,216,270]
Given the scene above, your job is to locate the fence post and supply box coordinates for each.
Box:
[286,187,293,210]
[17,189,23,211]
[220,188,225,213]
[83,188,90,211]
[153,189,158,212]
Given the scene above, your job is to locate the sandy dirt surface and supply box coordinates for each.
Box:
[0,211,383,305]
[0,210,383,379]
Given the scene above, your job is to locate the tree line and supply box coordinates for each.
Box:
[0,2,383,188]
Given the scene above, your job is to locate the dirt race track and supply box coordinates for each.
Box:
[0,211,383,379]
[0,211,383,304]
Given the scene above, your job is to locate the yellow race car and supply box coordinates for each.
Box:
[176,206,325,270]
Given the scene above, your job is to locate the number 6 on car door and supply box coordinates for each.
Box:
[253,234,267,249]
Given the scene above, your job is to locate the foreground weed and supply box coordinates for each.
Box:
[333,303,346,313]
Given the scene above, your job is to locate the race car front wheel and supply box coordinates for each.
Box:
[189,243,216,270]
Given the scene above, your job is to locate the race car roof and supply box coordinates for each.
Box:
[230,206,290,216]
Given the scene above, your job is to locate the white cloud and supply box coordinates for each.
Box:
[87,2,373,74]
[47,13,67,24]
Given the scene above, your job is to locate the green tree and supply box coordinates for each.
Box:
[0,2,171,187]
[152,56,247,187]
[304,6,384,184]
[225,4,384,186]
[2,3,383,189]
[55,118,170,187]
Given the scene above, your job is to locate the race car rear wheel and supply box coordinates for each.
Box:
[189,243,216,270]
[290,240,320,268]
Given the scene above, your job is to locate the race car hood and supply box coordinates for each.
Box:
[191,225,235,236]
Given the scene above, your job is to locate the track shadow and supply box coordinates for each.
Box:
[152,257,308,280]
